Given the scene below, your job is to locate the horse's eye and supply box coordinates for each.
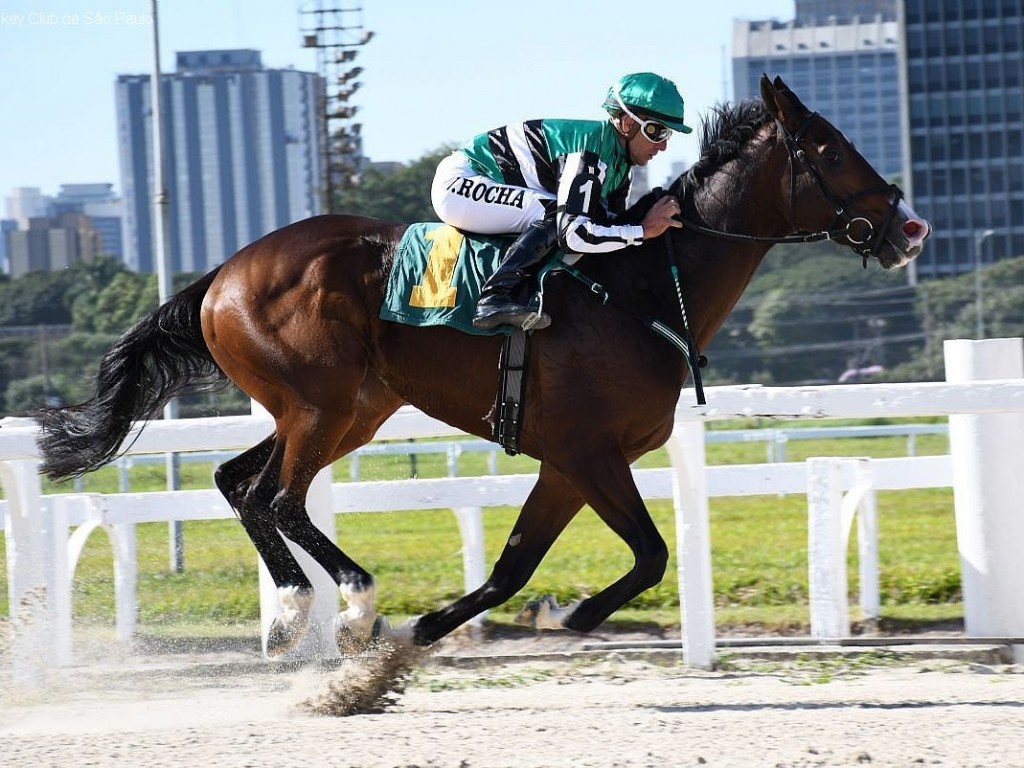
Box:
[823,148,842,166]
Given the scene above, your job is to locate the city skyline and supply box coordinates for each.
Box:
[0,0,795,201]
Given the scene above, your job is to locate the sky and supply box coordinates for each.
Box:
[0,0,795,202]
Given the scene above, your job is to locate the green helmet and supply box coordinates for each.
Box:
[603,72,692,134]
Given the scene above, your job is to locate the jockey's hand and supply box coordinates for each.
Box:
[641,195,684,240]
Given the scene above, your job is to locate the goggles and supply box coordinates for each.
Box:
[613,84,673,143]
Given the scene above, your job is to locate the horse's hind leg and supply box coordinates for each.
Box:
[216,437,325,655]
[215,437,314,593]
[268,392,404,654]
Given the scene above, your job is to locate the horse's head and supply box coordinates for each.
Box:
[759,75,929,269]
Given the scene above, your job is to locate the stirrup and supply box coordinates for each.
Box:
[520,310,551,331]
[521,282,551,330]
[473,303,550,331]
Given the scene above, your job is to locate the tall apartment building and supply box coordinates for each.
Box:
[794,0,895,21]
[732,2,903,180]
[900,0,1024,278]
[116,49,323,274]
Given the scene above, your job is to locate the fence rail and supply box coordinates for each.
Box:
[7,422,947,497]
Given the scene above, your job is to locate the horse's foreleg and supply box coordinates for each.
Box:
[402,467,584,647]
[548,456,669,634]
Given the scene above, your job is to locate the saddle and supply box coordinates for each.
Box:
[380,223,553,336]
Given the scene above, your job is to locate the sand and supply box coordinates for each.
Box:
[1,627,1022,768]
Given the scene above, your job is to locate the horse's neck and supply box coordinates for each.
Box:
[680,145,789,348]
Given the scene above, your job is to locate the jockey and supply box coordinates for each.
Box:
[431,71,692,330]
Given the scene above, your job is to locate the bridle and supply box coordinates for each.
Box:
[680,111,904,266]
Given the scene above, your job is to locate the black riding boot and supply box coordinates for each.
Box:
[472,217,559,330]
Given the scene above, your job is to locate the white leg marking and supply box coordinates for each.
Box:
[516,594,579,630]
[266,586,313,658]
[338,582,377,630]
[335,582,383,654]
[533,595,579,630]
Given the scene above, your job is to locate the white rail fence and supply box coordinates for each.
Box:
[3,338,1024,683]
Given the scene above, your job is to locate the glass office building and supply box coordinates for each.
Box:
[733,8,903,180]
[901,0,1024,278]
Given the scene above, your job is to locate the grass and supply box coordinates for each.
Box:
[0,420,963,635]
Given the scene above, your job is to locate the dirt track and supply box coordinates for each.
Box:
[2,630,1022,768]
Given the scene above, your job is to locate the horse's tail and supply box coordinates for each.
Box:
[36,267,227,481]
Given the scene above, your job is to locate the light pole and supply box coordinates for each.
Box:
[974,229,995,339]
[150,0,183,572]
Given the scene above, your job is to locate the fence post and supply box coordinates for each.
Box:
[0,450,54,685]
[452,506,487,626]
[944,338,1024,660]
[667,419,715,669]
[807,457,849,638]
[849,459,879,622]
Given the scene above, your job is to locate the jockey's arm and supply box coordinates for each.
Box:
[555,151,644,254]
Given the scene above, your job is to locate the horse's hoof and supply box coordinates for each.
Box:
[264,586,313,658]
[515,595,578,630]
[335,614,390,655]
[265,615,310,658]
[514,594,558,627]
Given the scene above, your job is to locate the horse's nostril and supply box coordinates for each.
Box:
[903,219,925,239]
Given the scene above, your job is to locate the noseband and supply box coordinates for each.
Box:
[681,111,904,265]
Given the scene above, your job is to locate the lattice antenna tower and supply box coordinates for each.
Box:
[300,1,374,212]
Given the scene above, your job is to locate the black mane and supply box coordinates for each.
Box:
[682,99,772,192]
[622,99,772,223]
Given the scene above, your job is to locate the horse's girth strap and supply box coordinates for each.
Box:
[495,329,529,456]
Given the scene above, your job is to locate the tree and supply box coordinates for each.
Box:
[711,244,921,384]
[72,271,158,334]
[0,269,77,326]
[334,146,455,223]
[4,373,73,414]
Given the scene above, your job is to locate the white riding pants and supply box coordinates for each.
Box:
[431,151,554,235]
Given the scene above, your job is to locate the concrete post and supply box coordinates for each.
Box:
[452,506,487,627]
[944,339,1024,658]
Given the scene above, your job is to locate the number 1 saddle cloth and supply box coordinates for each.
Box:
[381,222,557,336]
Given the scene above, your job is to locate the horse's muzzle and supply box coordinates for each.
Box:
[880,200,931,268]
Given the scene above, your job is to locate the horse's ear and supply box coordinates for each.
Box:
[758,73,776,110]
[760,73,810,127]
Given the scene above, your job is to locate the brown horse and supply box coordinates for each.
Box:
[37,76,929,656]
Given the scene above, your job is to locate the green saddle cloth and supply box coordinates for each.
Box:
[382,222,557,336]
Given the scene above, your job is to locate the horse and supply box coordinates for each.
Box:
[36,75,930,657]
